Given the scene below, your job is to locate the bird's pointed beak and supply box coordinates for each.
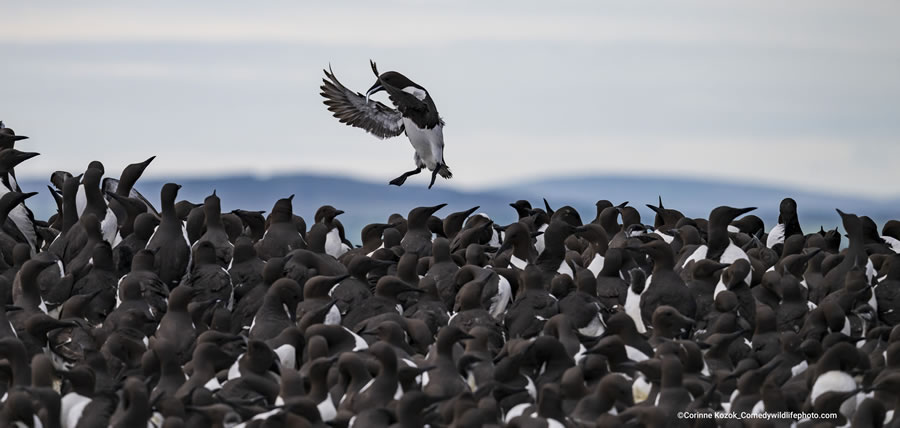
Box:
[16,151,40,165]
[365,82,384,103]
[427,203,448,215]
[734,207,756,217]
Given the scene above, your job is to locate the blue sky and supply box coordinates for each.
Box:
[2,1,899,198]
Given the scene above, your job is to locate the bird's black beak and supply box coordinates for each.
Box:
[427,203,448,216]
[14,151,40,166]
[365,82,384,103]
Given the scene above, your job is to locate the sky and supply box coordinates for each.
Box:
[2,1,899,199]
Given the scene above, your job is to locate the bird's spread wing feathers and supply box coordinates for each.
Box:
[320,66,405,139]
[102,177,161,217]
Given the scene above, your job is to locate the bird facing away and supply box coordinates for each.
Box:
[321,60,451,189]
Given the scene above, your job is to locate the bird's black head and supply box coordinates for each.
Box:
[0,148,40,171]
[160,183,182,205]
[366,60,423,102]
[314,205,344,224]
[378,71,419,91]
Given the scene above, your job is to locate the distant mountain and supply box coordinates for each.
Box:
[19,173,898,244]
[495,175,899,233]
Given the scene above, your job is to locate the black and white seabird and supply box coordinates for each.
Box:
[321,61,452,189]
[0,149,40,254]
[0,122,29,150]
[145,183,191,289]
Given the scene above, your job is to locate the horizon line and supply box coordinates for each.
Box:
[14,169,900,203]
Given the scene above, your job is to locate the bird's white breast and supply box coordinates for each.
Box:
[489,275,512,319]
[810,370,856,403]
[325,228,346,258]
[654,230,675,244]
[325,304,342,325]
[587,254,605,277]
[535,224,548,255]
[767,223,786,248]
[62,392,91,428]
[883,236,900,253]
[510,254,528,270]
[625,286,646,334]
[402,118,443,171]
[557,260,573,278]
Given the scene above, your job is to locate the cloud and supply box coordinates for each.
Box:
[18,59,311,83]
[1,2,897,54]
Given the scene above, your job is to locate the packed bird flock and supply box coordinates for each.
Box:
[1,123,900,428]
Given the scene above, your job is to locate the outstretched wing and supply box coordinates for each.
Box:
[320,66,405,139]
[102,177,160,217]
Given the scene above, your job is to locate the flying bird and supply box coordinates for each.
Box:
[320,61,451,189]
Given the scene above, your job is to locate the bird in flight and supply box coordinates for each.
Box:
[320,61,451,189]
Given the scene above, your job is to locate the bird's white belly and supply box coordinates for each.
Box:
[721,241,752,284]
[489,275,512,319]
[810,370,856,403]
[883,236,900,253]
[403,118,443,170]
[101,207,120,245]
[325,228,346,258]
[10,205,36,252]
[557,260,573,278]
[587,254,605,277]
[62,392,91,428]
[75,186,87,217]
[713,277,727,299]
[325,304,342,325]
[655,231,675,244]
[578,311,605,337]
[535,224,548,255]
[766,223,786,248]
[625,287,646,334]
[275,344,296,370]
[625,345,650,362]
[510,255,528,270]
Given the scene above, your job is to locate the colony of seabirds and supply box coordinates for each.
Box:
[1,123,900,428]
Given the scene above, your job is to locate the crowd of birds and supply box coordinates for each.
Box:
[0,122,900,428]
